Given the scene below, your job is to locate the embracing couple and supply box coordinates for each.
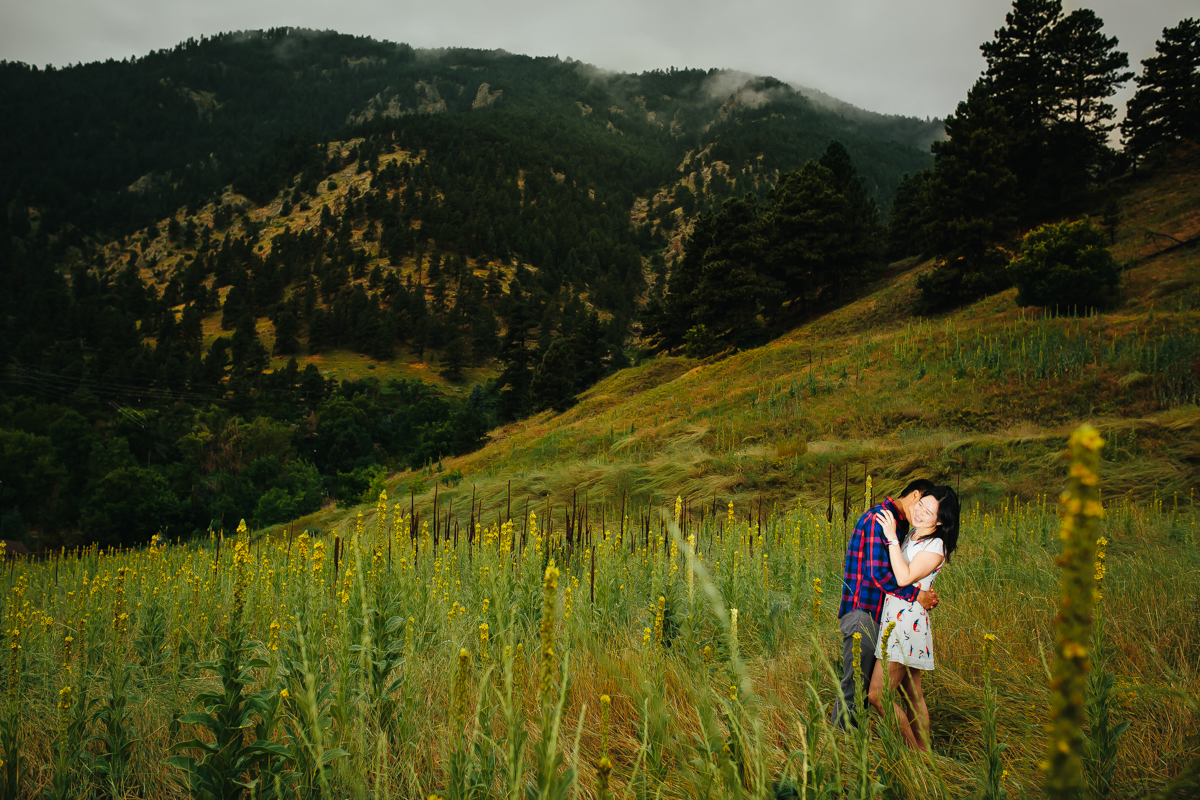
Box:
[834,478,961,750]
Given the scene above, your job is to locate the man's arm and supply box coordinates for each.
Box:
[864,515,920,603]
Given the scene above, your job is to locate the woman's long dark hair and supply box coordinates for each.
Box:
[907,484,960,561]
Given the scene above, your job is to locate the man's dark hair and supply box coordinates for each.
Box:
[899,479,937,498]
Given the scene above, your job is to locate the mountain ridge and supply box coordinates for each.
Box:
[1,27,940,242]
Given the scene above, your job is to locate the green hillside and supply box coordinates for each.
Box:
[305,141,1200,539]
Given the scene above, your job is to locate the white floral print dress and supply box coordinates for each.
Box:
[875,536,945,670]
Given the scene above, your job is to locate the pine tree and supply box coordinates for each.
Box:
[885,170,932,260]
[1122,18,1200,161]
[485,268,504,302]
[643,215,710,353]
[157,308,178,347]
[281,356,299,392]
[569,311,609,390]
[818,140,881,235]
[441,335,468,381]
[919,83,1020,310]
[693,196,771,340]
[272,309,300,356]
[179,303,204,356]
[496,286,536,420]
[230,314,269,381]
[1043,9,1133,190]
[1050,10,1133,137]
[220,286,247,331]
[980,1,1132,202]
[530,339,576,412]
[307,307,328,354]
[203,338,231,389]
[470,306,500,363]
[370,314,394,361]
[980,0,1062,205]
[299,363,325,408]
[355,304,383,356]
[982,0,1063,136]
[431,277,449,318]
[763,163,860,317]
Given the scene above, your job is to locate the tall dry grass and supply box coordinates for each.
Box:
[1,472,1198,797]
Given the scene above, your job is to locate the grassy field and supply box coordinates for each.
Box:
[3,455,1197,798]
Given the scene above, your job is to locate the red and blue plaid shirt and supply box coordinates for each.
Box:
[838,496,921,621]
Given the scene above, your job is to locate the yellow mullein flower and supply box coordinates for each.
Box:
[539,561,560,704]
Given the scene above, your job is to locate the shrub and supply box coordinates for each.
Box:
[684,324,719,358]
[1008,219,1120,311]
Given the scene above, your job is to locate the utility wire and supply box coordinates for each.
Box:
[4,361,217,405]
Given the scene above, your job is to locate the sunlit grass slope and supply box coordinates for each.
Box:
[293,144,1200,541]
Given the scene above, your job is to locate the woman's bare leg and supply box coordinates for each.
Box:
[897,668,917,721]
[868,660,885,715]
[868,651,926,749]
[906,669,931,752]
[885,661,923,748]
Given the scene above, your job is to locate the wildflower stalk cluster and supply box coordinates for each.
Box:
[1043,424,1105,798]
[1084,536,1128,800]
[980,633,1008,800]
[0,482,1188,797]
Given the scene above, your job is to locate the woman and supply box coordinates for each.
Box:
[867,484,960,751]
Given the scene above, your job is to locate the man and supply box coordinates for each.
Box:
[834,478,940,728]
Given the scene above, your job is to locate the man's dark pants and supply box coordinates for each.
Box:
[834,608,878,728]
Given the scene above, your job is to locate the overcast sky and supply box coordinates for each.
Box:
[1,0,1193,119]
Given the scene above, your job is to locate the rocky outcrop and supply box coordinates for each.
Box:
[415,81,448,114]
[184,89,221,121]
[127,172,171,194]
[157,78,221,121]
[346,81,448,124]
[342,55,385,69]
[471,83,503,109]
[347,92,405,124]
[715,86,778,123]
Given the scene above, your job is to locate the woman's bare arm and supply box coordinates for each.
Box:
[878,509,945,587]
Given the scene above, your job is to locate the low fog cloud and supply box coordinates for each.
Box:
[700,71,756,102]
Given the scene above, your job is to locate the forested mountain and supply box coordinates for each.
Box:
[0,29,939,239]
[0,28,940,547]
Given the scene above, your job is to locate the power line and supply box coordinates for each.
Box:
[4,362,217,405]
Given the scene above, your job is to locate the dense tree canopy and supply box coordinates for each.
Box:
[645,141,882,352]
[916,86,1020,310]
[1122,18,1200,160]
[912,0,1135,310]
